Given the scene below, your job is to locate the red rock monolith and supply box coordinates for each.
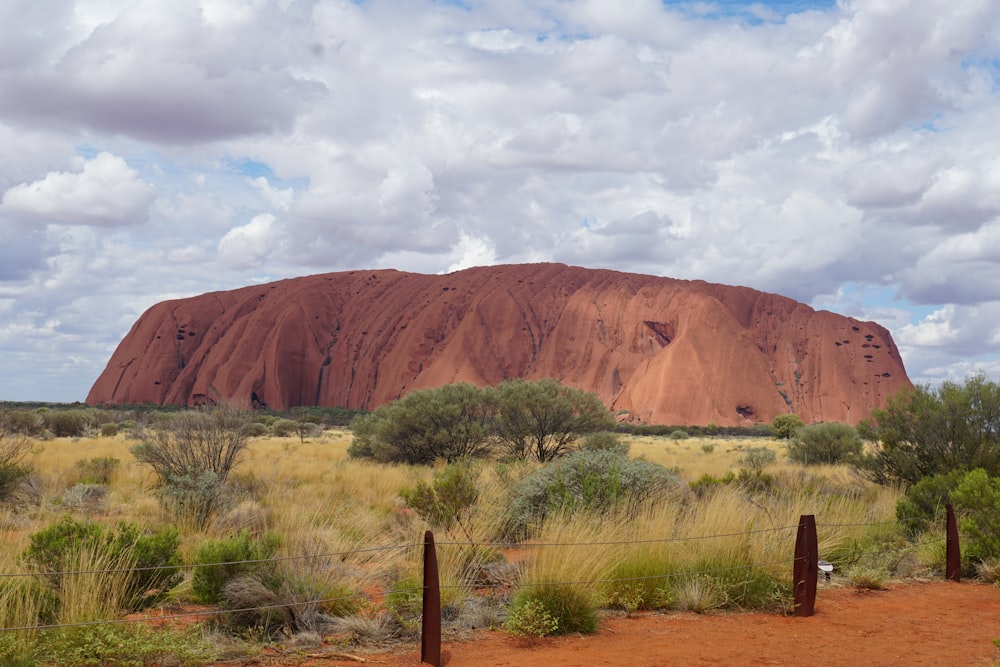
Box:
[86,263,910,425]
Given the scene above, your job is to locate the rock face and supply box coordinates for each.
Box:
[87,263,911,426]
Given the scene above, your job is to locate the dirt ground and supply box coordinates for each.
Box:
[269,580,1000,667]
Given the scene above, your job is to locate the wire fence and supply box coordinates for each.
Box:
[0,507,963,650]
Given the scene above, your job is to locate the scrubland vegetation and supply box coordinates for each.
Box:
[0,375,998,664]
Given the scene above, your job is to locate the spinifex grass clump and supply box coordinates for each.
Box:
[191,530,281,605]
[508,511,622,635]
[22,516,183,616]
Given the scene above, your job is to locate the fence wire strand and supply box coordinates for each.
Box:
[434,524,800,550]
[0,515,958,635]
[0,542,420,580]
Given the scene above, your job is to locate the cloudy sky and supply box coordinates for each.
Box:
[2,0,999,403]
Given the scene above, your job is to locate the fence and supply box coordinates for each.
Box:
[0,505,963,667]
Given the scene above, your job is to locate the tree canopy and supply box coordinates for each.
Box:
[349,378,614,464]
[349,383,496,464]
[859,374,1000,485]
[491,378,615,462]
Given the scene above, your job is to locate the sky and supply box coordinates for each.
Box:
[2,0,1000,403]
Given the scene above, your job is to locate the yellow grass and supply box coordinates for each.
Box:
[3,429,904,635]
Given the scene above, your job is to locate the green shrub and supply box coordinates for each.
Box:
[400,461,479,542]
[579,431,629,456]
[606,559,673,613]
[739,447,777,471]
[131,407,252,529]
[98,423,119,437]
[349,383,495,464]
[44,410,93,438]
[689,471,735,497]
[385,575,424,619]
[895,469,965,535]
[271,419,298,438]
[0,433,33,502]
[37,623,215,667]
[504,597,560,638]
[507,585,596,636]
[786,422,862,465]
[0,463,31,503]
[860,375,1000,485]
[245,422,268,437]
[191,531,280,605]
[74,457,120,485]
[952,469,1000,563]
[770,413,804,439]
[669,430,689,440]
[509,450,682,533]
[1,409,46,436]
[734,468,776,494]
[670,559,789,612]
[22,517,182,612]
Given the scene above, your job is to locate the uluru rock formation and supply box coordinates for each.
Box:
[87,263,911,426]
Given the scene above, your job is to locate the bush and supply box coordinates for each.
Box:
[951,469,1000,563]
[770,414,804,439]
[37,623,215,667]
[98,423,119,437]
[400,461,479,542]
[895,469,965,535]
[507,585,596,636]
[504,597,560,638]
[860,375,1000,485]
[579,432,629,456]
[44,410,94,438]
[132,407,252,528]
[786,422,862,465]
[509,450,683,532]
[0,409,46,436]
[246,422,268,437]
[350,383,495,464]
[22,516,182,612]
[689,471,735,497]
[739,447,776,471]
[669,430,689,440]
[491,379,615,462]
[271,418,298,438]
[0,433,33,502]
[191,530,281,605]
[73,457,120,485]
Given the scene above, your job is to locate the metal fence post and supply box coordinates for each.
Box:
[421,530,442,667]
[793,514,818,617]
[945,502,961,582]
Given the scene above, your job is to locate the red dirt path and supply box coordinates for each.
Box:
[290,580,1000,667]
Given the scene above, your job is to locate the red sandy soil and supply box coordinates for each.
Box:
[265,580,1000,667]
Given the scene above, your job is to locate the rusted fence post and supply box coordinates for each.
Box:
[793,514,818,617]
[421,530,442,667]
[945,502,961,583]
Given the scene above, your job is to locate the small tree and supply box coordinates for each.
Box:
[786,422,862,465]
[400,461,480,542]
[349,383,495,464]
[0,431,33,502]
[131,406,252,528]
[491,378,614,462]
[771,414,804,440]
[860,375,1000,485]
[509,450,683,533]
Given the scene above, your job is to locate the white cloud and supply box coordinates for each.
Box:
[3,0,1000,400]
[446,233,498,273]
[1,152,156,227]
[218,213,281,270]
